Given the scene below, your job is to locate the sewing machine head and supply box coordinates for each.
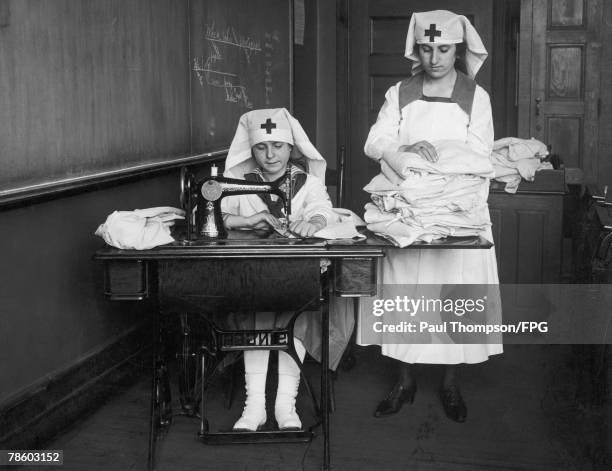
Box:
[180,165,292,240]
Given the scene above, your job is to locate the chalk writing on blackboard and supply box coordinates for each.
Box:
[204,23,261,62]
[263,31,280,105]
[193,22,273,109]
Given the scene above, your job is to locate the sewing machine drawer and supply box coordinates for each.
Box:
[103,260,149,300]
[158,258,321,313]
[333,257,378,297]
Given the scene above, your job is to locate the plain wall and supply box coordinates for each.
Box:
[0,172,180,405]
[294,0,337,169]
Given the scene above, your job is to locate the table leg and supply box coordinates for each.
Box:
[147,307,159,471]
[321,269,330,471]
[200,351,209,435]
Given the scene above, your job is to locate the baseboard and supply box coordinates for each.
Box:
[0,323,151,449]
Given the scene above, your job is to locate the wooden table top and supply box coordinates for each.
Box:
[94,229,492,260]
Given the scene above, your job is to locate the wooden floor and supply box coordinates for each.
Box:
[32,345,611,471]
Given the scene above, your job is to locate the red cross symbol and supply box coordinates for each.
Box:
[424,24,442,42]
[260,118,277,134]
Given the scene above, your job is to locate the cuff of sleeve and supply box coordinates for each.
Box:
[222,213,231,229]
[309,215,327,230]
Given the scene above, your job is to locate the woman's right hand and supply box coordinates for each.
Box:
[398,141,438,162]
[245,211,281,231]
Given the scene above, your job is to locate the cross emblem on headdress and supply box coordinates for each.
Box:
[260,118,277,134]
[424,24,442,42]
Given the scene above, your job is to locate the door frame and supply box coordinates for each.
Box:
[336,0,522,212]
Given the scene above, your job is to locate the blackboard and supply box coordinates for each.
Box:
[189,0,292,153]
[0,0,292,204]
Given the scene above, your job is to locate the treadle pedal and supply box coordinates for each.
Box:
[198,429,314,444]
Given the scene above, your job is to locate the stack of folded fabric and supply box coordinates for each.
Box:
[363,140,494,247]
[491,137,553,193]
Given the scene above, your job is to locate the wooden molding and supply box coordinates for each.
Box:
[0,323,151,449]
[0,150,227,209]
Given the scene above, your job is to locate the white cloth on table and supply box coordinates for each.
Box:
[364,200,490,248]
[363,141,492,247]
[95,207,185,250]
[358,76,502,365]
[491,137,553,193]
[315,208,366,240]
[493,137,548,161]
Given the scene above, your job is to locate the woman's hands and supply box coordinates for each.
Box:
[245,211,282,231]
[398,140,438,162]
[224,212,325,237]
[289,219,325,237]
[223,211,281,235]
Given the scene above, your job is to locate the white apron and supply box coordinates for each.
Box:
[358,73,503,364]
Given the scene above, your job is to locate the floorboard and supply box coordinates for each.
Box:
[31,344,610,471]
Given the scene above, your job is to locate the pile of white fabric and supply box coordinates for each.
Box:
[363,140,494,248]
[95,206,185,250]
[492,137,553,193]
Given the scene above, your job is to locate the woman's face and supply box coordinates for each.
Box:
[418,43,457,79]
[252,141,292,179]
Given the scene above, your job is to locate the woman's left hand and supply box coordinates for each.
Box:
[398,140,438,162]
[289,219,324,237]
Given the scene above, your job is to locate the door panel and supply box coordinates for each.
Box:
[550,0,584,26]
[518,0,602,180]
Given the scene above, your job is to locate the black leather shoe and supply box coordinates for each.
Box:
[439,385,467,423]
[374,382,417,417]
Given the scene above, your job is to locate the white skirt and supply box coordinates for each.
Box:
[357,227,503,364]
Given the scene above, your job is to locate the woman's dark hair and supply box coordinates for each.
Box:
[289,145,310,172]
[454,42,468,75]
[415,42,468,75]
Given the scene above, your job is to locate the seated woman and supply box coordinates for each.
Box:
[220,107,342,431]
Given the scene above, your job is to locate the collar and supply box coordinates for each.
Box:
[398,71,477,117]
[244,165,308,218]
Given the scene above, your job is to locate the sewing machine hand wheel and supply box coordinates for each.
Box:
[179,167,194,211]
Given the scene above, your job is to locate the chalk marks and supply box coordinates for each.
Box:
[204,22,261,63]
[263,30,280,105]
[193,22,275,109]
[192,54,252,108]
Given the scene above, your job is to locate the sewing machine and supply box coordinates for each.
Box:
[180,165,292,240]
[95,219,495,469]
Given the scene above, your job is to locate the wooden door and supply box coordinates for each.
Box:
[343,0,495,213]
[518,0,603,182]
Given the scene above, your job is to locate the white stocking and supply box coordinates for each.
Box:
[275,338,306,429]
[233,350,269,431]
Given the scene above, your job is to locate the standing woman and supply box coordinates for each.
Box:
[361,10,502,422]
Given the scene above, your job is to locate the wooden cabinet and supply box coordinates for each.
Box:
[488,170,565,322]
[488,169,565,284]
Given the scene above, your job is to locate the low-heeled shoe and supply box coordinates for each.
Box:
[374,382,417,417]
[439,385,467,423]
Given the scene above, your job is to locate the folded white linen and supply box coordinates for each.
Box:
[314,208,366,240]
[493,137,548,161]
[365,202,489,231]
[382,140,495,178]
[491,136,554,193]
[95,206,185,250]
[380,160,405,186]
[493,174,522,194]
[363,140,494,247]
